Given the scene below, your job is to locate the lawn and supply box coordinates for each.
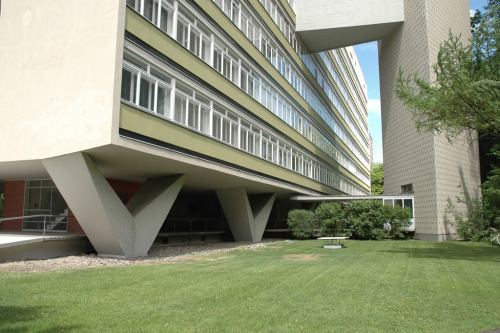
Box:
[0,240,499,332]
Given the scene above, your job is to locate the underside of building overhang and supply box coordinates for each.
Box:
[295,0,404,52]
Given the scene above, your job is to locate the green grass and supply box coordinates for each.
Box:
[0,240,499,332]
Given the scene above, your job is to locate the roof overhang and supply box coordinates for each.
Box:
[295,0,404,52]
[290,194,414,202]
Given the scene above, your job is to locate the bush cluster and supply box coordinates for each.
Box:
[446,187,500,246]
[286,209,315,239]
[286,200,413,240]
[344,200,412,240]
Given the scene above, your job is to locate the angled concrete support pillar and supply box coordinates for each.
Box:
[43,152,185,258]
[43,153,134,258]
[216,187,275,242]
[127,175,185,256]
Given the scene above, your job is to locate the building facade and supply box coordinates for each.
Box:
[0,0,371,258]
[379,0,481,241]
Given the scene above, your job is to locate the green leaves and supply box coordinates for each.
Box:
[315,202,344,236]
[370,163,384,195]
[395,17,500,141]
[286,209,316,239]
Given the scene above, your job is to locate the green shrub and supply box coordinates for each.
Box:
[388,206,413,239]
[371,228,388,240]
[287,209,316,239]
[490,228,500,246]
[345,200,392,239]
[347,216,373,240]
[445,197,490,242]
[344,200,412,240]
[444,166,500,243]
[315,202,344,236]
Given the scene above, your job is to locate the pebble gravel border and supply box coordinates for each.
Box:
[0,239,288,273]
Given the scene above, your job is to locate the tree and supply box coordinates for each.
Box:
[395,1,499,141]
[394,1,500,243]
[370,163,384,194]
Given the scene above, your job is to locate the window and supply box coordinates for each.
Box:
[404,199,414,217]
[121,68,136,102]
[23,180,68,231]
[159,2,174,34]
[118,35,370,194]
[200,104,211,134]
[187,99,199,129]
[139,77,153,109]
[143,0,156,23]
[401,184,413,194]
[212,111,222,140]
[127,0,138,9]
[174,92,188,124]
[156,84,170,117]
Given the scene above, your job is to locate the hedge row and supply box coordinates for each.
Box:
[287,200,412,240]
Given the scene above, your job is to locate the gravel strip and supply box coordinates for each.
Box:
[0,239,287,273]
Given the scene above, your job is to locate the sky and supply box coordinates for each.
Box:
[353,0,489,164]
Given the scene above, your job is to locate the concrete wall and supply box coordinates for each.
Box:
[379,0,481,240]
[0,0,126,162]
[0,237,92,261]
[296,0,404,51]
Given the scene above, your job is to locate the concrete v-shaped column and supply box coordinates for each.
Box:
[43,152,185,258]
[216,187,276,242]
[127,175,185,256]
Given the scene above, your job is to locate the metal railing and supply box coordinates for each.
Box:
[0,214,71,237]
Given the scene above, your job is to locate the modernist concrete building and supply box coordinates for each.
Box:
[0,0,479,258]
[0,0,372,258]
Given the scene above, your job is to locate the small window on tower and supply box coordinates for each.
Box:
[401,184,413,194]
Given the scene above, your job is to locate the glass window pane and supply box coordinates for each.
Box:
[200,105,210,134]
[174,94,187,124]
[51,190,67,215]
[27,180,41,187]
[42,180,53,187]
[25,187,40,210]
[39,188,52,210]
[404,199,413,217]
[139,78,151,109]
[213,113,222,139]
[157,86,170,116]
[187,101,198,129]
[160,6,173,34]
[144,0,155,22]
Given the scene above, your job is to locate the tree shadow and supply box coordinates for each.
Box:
[0,306,81,332]
[377,241,500,263]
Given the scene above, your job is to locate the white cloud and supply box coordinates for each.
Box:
[470,9,477,17]
[367,99,381,115]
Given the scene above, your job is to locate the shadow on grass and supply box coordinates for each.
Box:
[0,306,81,332]
[377,241,500,263]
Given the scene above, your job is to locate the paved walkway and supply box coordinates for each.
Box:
[0,232,85,248]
